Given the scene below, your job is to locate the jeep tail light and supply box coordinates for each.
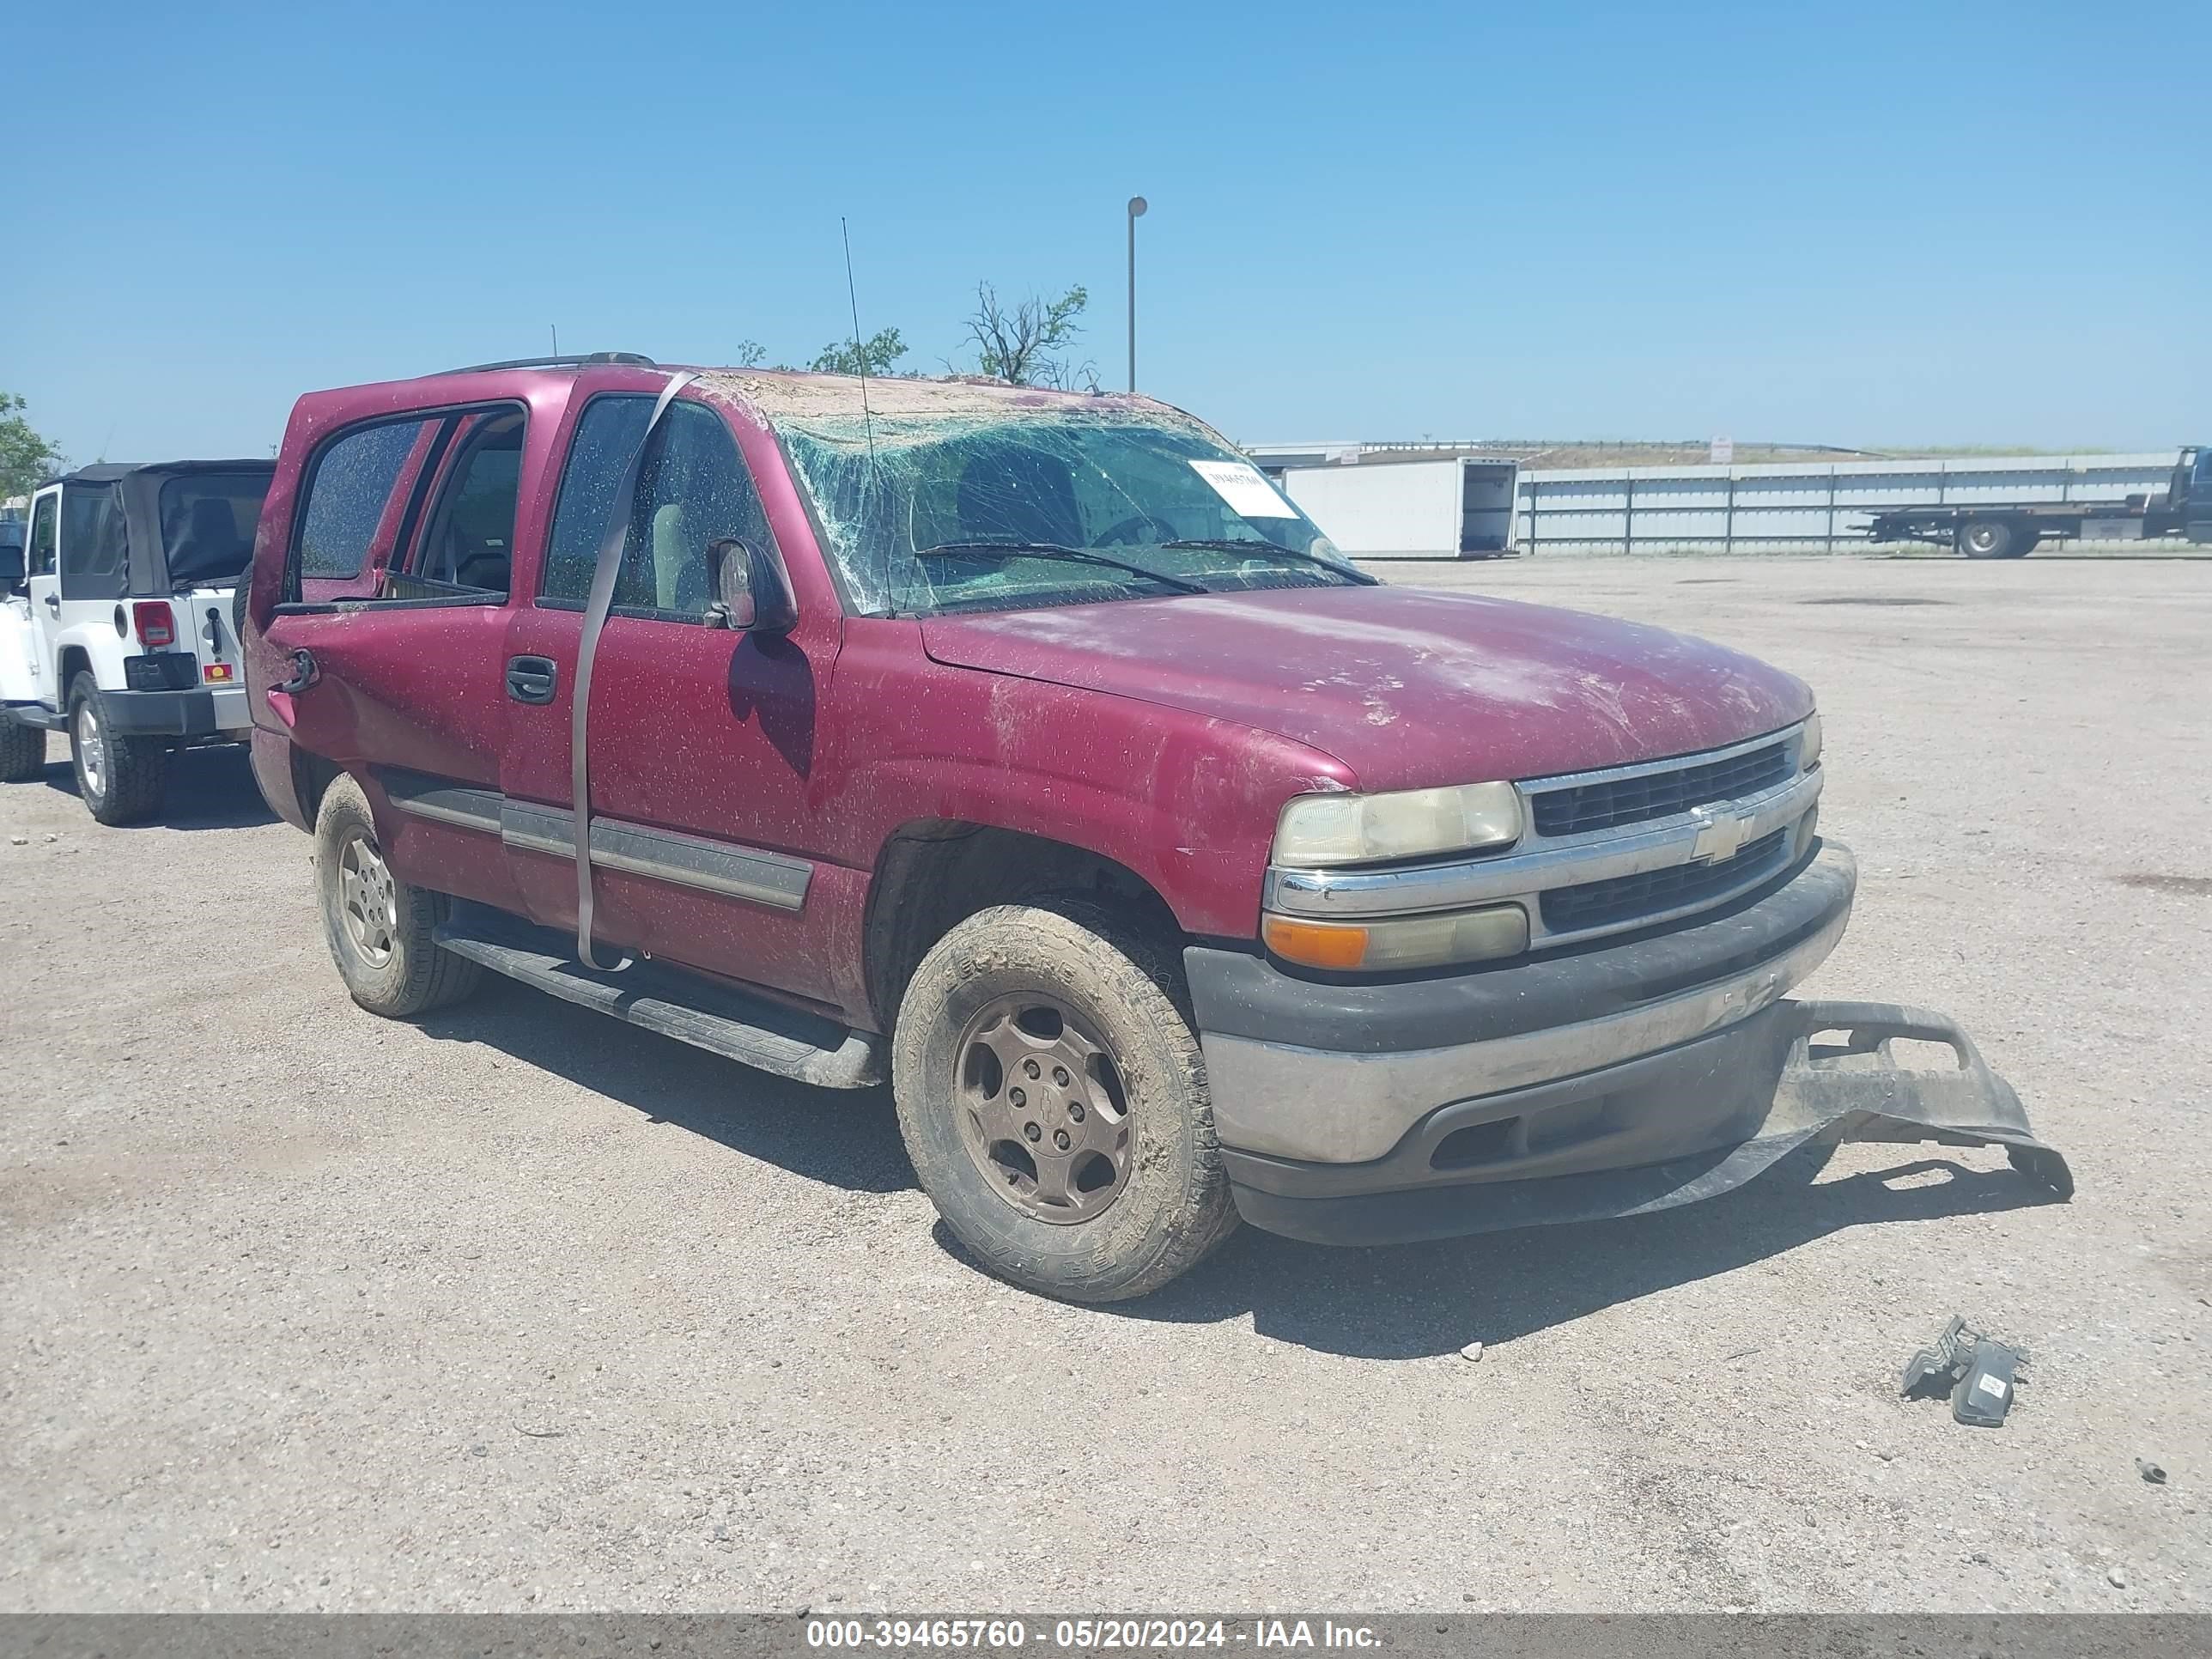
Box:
[131,601,177,649]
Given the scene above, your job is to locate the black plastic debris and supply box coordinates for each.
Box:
[1900,1316,2030,1427]
[2137,1459,2168,1486]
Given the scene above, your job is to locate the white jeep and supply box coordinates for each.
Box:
[0,461,274,823]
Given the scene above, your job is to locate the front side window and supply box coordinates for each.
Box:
[58,483,129,599]
[297,418,440,580]
[543,398,777,617]
[27,495,58,578]
[774,409,1361,617]
[159,471,272,588]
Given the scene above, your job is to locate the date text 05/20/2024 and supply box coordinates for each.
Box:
[805,1619,1381,1650]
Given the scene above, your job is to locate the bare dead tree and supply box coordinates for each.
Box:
[960,283,1094,389]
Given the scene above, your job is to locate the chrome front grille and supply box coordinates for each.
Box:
[1262,720,1822,951]
[1529,740,1790,836]
[1540,829,1790,933]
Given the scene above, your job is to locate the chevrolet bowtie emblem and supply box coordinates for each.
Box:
[1690,805,1752,862]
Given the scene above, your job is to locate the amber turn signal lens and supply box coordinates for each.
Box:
[1264,903,1530,972]
[1262,915,1372,970]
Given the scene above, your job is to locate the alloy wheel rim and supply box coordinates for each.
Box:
[76,702,106,797]
[338,834,398,967]
[954,992,1132,1224]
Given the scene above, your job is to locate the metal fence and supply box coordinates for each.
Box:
[1515,453,2179,555]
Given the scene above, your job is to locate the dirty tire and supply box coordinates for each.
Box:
[67,672,166,824]
[1958,519,2020,560]
[0,717,44,782]
[314,774,483,1018]
[891,900,1237,1302]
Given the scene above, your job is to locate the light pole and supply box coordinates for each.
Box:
[1126,196,1147,393]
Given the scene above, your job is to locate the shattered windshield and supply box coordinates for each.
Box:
[773,408,1365,617]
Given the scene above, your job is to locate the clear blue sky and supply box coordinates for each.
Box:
[6,0,2205,465]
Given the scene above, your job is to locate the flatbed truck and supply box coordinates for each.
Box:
[1866,445,2210,557]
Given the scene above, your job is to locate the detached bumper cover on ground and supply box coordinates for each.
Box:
[1189,844,2071,1245]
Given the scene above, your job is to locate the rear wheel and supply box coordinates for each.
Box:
[314,775,482,1018]
[0,717,44,782]
[891,900,1237,1302]
[68,672,166,824]
[1958,519,2023,559]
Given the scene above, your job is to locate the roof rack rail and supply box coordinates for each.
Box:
[440,351,659,374]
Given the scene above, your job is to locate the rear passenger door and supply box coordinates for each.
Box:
[261,404,534,915]
[501,395,842,1000]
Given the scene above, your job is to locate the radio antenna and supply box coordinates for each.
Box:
[841,216,876,465]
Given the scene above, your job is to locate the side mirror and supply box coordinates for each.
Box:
[709,537,798,635]
[0,544,23,591]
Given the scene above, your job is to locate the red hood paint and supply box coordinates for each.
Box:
[921,585,1813,790]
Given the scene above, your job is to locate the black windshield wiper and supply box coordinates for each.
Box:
[1161,539,1376,584]
[915,541,1207,595]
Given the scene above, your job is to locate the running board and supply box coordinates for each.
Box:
[3,705,64,732]
[434,902,884,1090]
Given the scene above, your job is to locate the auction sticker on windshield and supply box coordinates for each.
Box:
[1189,459,1298,517]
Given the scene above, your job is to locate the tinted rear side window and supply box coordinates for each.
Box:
[299,420,437,579]
[161,471,272,586]
[59,483,129,599]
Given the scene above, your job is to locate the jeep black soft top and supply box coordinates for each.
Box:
[40,460,276,594]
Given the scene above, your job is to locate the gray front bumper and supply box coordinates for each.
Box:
[1186,843,2070,1244]
[1194,843,1858,1166]
[1218,999,2071,1245]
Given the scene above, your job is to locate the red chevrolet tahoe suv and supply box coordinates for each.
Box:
[240,355,2066,1300]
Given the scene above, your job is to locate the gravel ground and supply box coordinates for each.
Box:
[3,555,2207,1613]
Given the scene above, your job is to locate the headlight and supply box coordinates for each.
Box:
[1263,904,1529,973]
[1273,781,1522,867]
[1800,710,1822,770]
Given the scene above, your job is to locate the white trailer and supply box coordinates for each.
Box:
[1273,455,1521,560]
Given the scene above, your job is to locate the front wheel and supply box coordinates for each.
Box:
[0,717,44,783]
[891,901,1237,1302]
[314,775,482,1018]
[68,672,166,824]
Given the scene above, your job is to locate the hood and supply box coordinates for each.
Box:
[921,585,1813,790]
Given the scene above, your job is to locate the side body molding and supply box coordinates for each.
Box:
[379,768,811,913]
